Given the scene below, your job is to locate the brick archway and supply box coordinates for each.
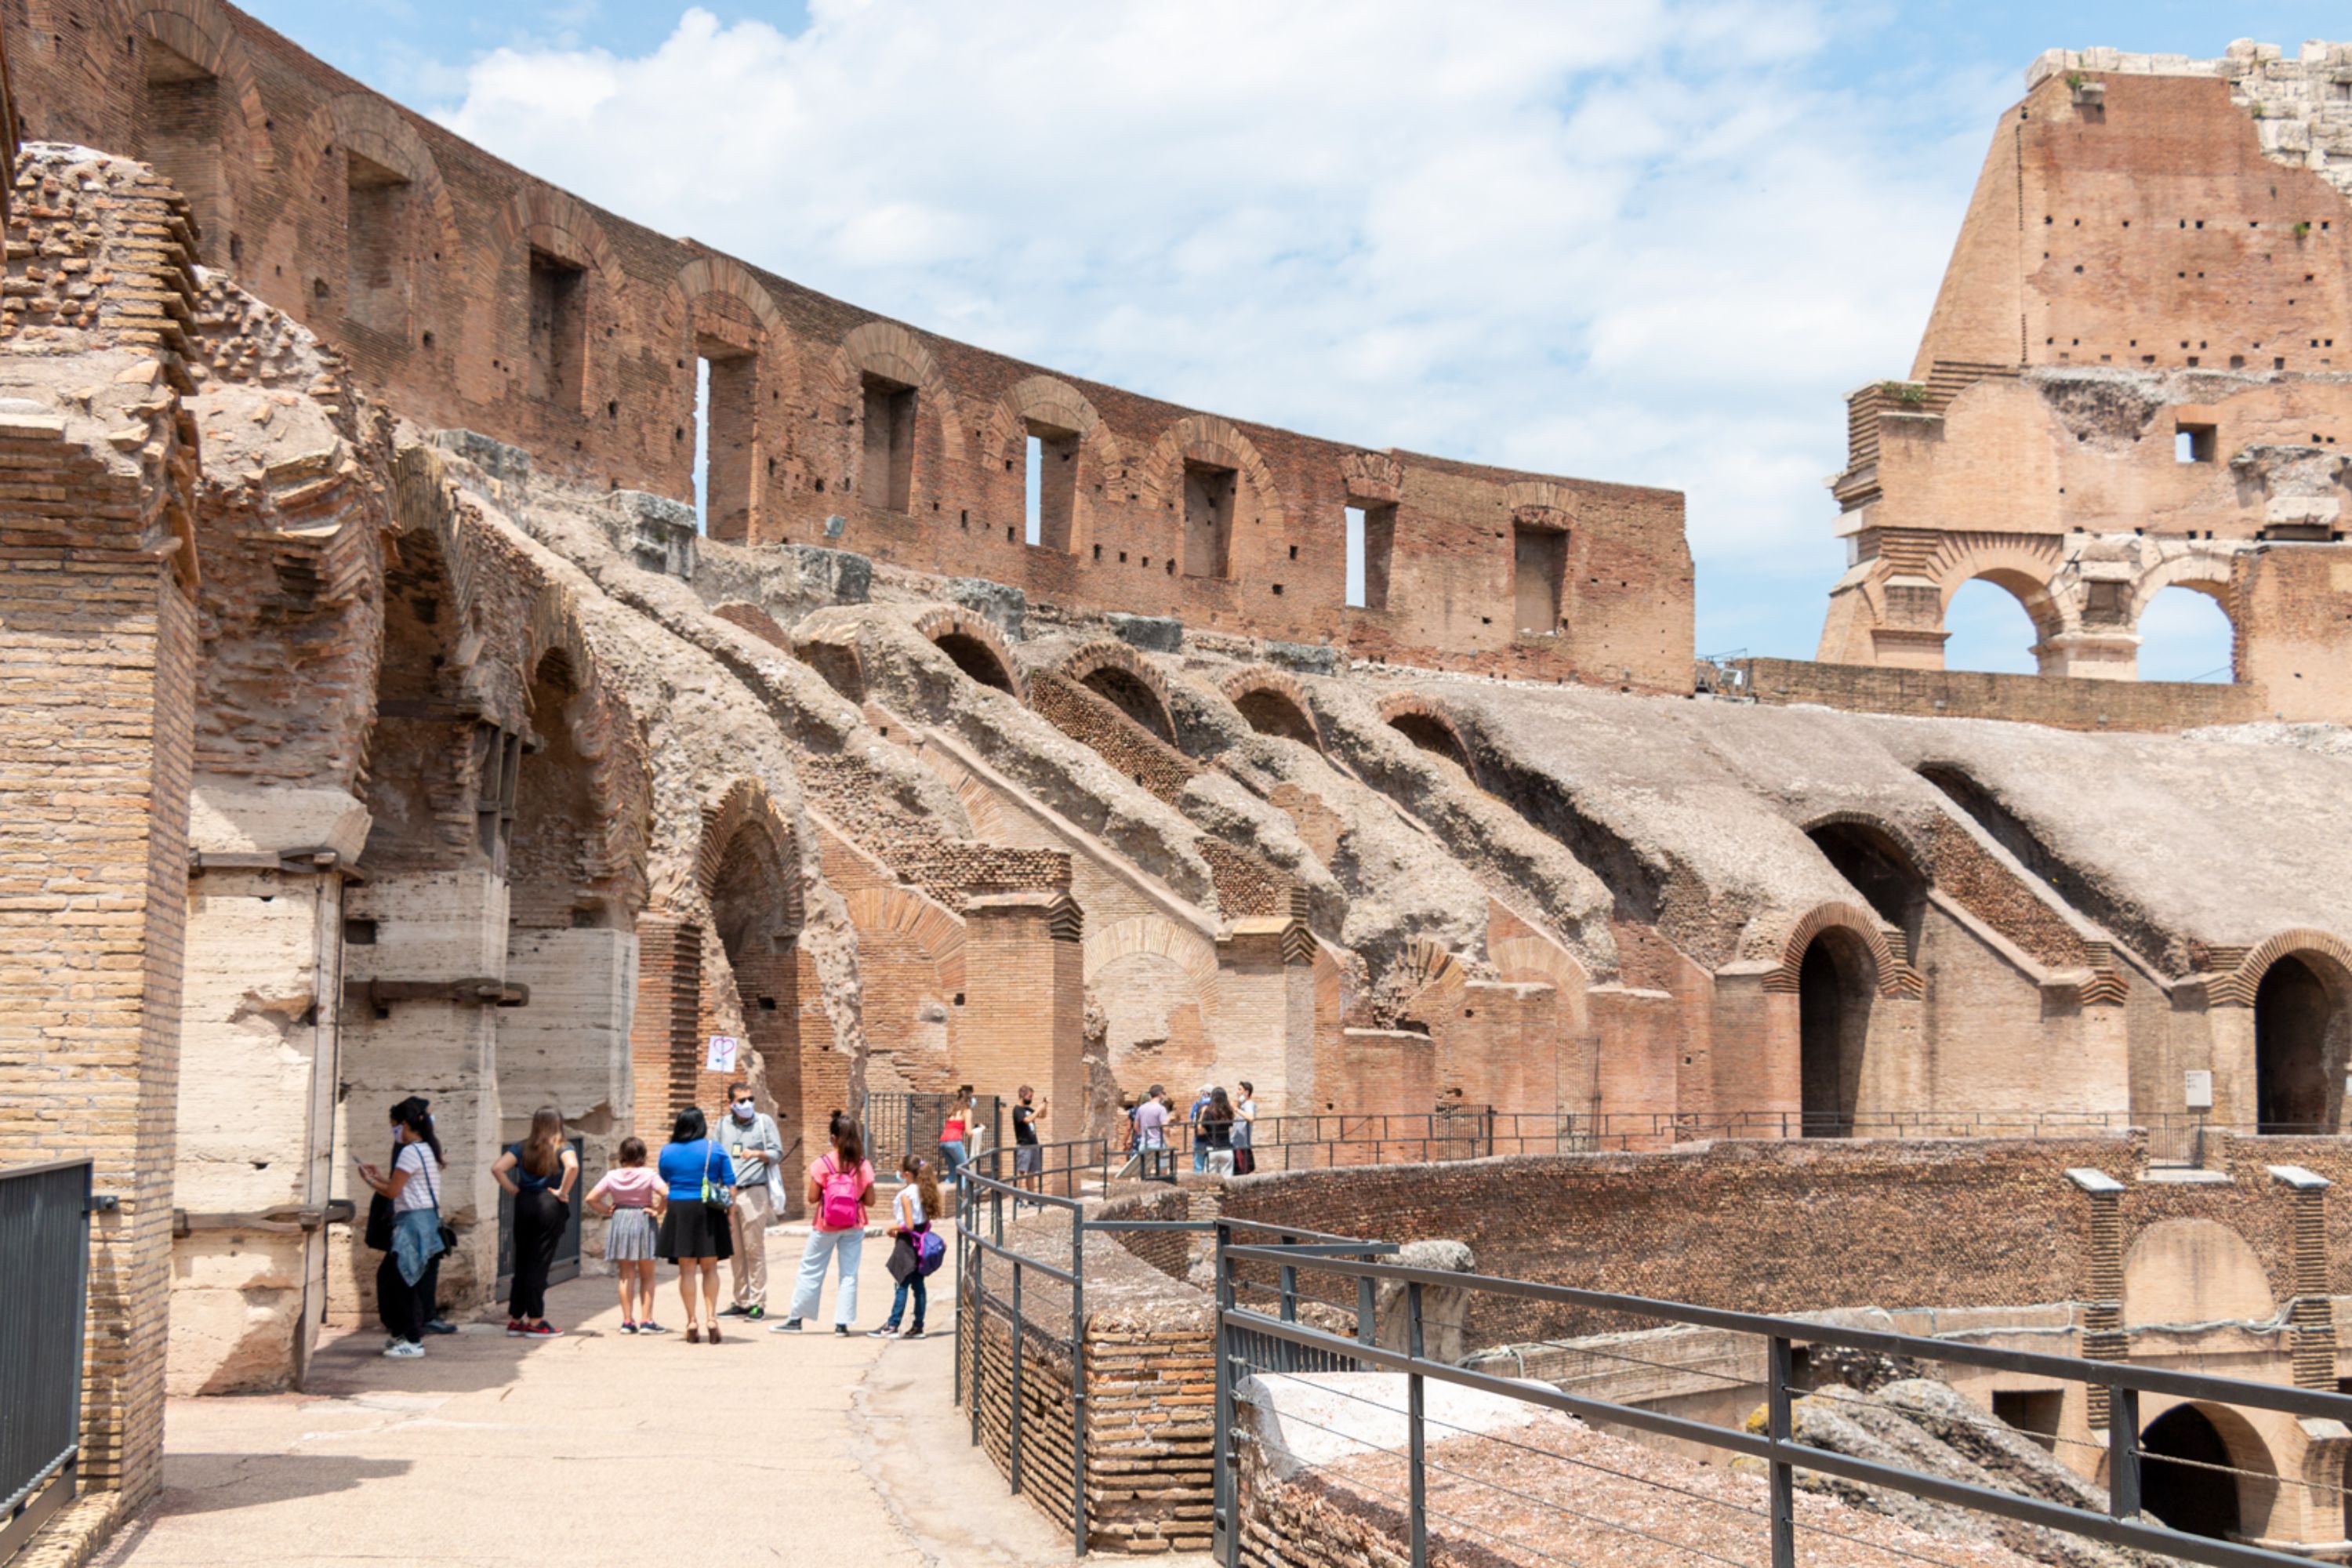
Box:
[1219,666,1321,749]
[1377,692,1475,776]
[1055,641,1177,743]
[913,608,1022,697]
[1762,901,1907,999]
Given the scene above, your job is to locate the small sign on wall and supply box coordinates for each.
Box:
[706,1035,740,1073]
[2183,1069,2214,1110]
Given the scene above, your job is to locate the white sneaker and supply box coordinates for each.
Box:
[383,1341,425,1359]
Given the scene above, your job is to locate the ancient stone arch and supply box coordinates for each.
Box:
[659,255,785,349]
[1084,916,1220,993]
[2122,1218,2275,1328]
[2216,929,2352,1007]
[1489,933,1590,1027]
[1377,692,1475,775]
[1502,479,1579,527]
[514,586,652,919]
[818,321,964,444]
[694,777,803,928]
[1392,935,1472,1025]
[982,374,1112,458]
[1054,640,1178,742]
[115,0,276,187]
[1219,666,1321,749]
[491,183,622,284]
[841,886,967,985]
[913,608,1022,697]
[1342,451,1406,504]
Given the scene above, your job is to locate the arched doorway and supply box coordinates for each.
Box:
[2136,584,2236,684]
[933,630,1015,691]
[1940,575,2049,674]
[2140,1404,2259,1541]
[1798,929,1875,1138]
[1805,821,1926,964]
[1080,665,1175,742]
[2256,955,2345,1133]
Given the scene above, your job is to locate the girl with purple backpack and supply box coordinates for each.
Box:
[774,1120,874,1335]
[870,1153,944,1340]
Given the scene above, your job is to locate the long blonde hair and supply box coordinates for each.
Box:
[522,1105,565,1178]
[901,1153,943,1223]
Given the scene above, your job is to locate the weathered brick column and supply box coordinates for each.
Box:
[626,909,700,1139]
[963,892,1085,1130]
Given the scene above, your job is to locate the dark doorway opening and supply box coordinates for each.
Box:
[2256,954,2340,1133]
[2139,1406,2240,1541]
[1797,931,1872,1138]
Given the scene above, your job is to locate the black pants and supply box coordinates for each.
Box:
[376,1250,426,1343]
[510,1188,564,1320]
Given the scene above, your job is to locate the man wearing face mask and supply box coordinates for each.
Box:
[717,1083,786,1322]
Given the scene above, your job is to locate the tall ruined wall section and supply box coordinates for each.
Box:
[1818,39,2352,720]
[4,0,1691,695]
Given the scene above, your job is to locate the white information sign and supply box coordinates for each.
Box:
[2183,1069,2214,1111]
[706,1034,740,1073]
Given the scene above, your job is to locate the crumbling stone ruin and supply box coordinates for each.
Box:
[4,8,2352,1563]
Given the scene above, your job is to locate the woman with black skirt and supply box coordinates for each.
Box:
[492,1105,578,1338]
[655,1106,735,1343]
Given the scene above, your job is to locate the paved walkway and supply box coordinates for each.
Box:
[96,1231,1198,1568]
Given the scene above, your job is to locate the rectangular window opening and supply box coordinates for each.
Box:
[1513,524,1566,634]
[1346,503,1396,609]
[1990,1390,2063,1453]
[1024,422,1079,550]
[344,150,412,335]
[2176,423,2216,463]
[1182,460,1236,578]
[528,249,586,410]
[140,43,227,267]
[861,373,916,513]
[696,343,757,539]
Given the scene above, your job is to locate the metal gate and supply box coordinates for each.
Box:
[2,1160,92,1563]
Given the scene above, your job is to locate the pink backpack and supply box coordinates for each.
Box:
[815,1156,866,1230]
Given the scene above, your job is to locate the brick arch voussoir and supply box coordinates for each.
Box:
[2219,928,2352,1007]
[842,885,967,975]
[912,608,1024,699]
[2129,548,2241,626]
[118,0,275,165]
[1218,665,1322,749]
[1083,914,1220,993]
[981,374,1120,470]
[695,779,802,934]
[820,321,964,458]
[1342,451,1405,504]
[659,255,784,344]
[1490,933,1591,1025]
[1798,808,1934,884]
[1142,413,1284,529]
[1377,691,1475,771]
[1764,902,1906,998]
[290,94,463,265]
[1054,640,1177,736]
[491,184,622,287]
[1501,480,1578,527]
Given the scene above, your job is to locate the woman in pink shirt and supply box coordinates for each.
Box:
[586,1136,669,1334]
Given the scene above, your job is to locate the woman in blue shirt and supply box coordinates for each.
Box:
[655,1107,735,1342]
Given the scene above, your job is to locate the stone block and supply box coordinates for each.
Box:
[1108,612,1182,653]
[786,543,872,604]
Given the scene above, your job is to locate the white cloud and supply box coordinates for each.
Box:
[430,0,2023,654]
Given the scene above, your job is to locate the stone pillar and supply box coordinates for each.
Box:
[962,893,1084,1134]
[332,868,510,1317]
[2066,1167,2126,1429]
[1210,917,1317,1115]
[2270,1165,2336,1391]
[2035,628,2138,681]
[172,782,369,1393]
[0,412,198,1511]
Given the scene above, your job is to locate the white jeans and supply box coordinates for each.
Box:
[789,1227,863,1324]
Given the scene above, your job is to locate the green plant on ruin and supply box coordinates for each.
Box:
[2064,71,2085,91]
[1877,380,1931,407]
[2296,220,2313,240]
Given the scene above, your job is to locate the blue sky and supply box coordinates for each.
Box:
[239,1,2347,676]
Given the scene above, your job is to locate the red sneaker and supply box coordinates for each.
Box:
[522,1322,563,1338]
[506,1319,525,1336]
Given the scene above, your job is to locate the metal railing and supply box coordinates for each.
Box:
[2,1160,93,1563]
[868,1091,1004,1174]
[953,1159,1237,1555]
[1210,1225,2352,1568]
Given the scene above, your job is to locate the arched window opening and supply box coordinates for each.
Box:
[1797,930,1873,1137]
[138,42,230,267]
[862,372,916,514]
[1806,822,1926,960]
[1388,712,1472,775]
[708,821,801,1152]
[2136,584,2236,683]
[1081,667,1174,743]
[1234,688,1317,748]
[933,632,1014,693]
[2256,955,2347,1134]
[1023,421,1078,551]
[2139,1406,2246,1541]
[694,340,756,539]
[528,250,587,412]
[1940,576,2043,675]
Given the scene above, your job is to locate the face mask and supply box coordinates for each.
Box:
[731,1102,755,1121]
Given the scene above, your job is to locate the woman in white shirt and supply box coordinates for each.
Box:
[1233,1081,1258,1176]
[357,1099,448,1359]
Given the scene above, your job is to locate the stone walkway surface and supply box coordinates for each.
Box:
[95,1235,1202,1568]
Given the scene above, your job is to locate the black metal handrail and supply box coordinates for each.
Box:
[1210,1228,2352,1568]
[2,1159,93,1562]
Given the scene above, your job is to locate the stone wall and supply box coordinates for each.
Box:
[1737,656,2264,730]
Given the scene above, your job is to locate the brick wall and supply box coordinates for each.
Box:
[6,0,1694,695]
[1737,657,2262,730]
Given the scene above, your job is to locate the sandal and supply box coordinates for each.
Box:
[708,1324,724,1344]
[686,1325,702,1344]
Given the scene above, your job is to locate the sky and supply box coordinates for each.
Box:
[238,1,2348,673]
